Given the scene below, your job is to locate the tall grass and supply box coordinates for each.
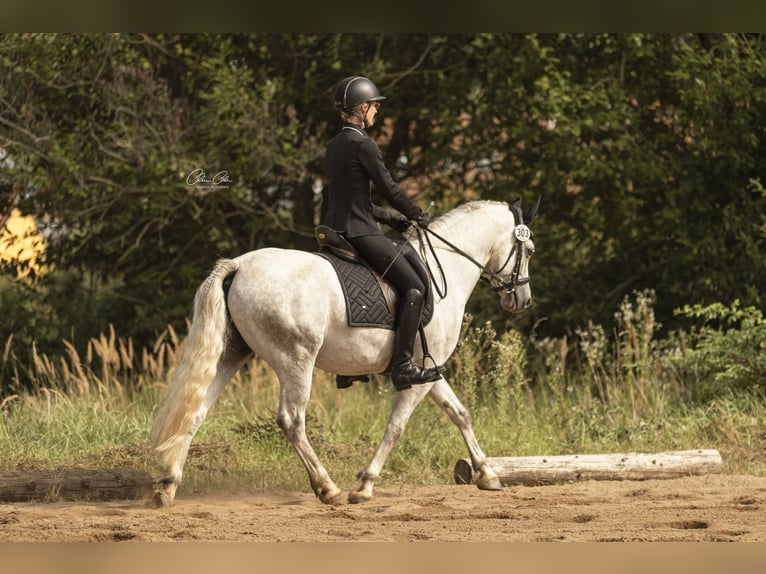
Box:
[1,291,764,497]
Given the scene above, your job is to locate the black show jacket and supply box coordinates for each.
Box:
[322,123,423,238]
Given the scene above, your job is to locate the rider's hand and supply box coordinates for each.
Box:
[392,215,412,233]
[416,212,430,229]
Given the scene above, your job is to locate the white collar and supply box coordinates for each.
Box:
[342,125,366,137]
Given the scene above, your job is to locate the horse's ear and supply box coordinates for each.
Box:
[523,194,541,224]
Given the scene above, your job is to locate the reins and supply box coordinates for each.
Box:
[415,209,531,300]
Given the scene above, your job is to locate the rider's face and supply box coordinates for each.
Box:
[364,101,380,126]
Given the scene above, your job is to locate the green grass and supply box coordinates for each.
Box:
[2,292,765,496]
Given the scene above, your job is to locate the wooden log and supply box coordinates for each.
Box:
[454,449,723,486]
[0,469,154,502]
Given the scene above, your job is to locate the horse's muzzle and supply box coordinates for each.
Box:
[501,289,532,313]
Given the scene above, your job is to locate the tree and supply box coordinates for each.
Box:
[432,34,766,338]
[1,33,329,349]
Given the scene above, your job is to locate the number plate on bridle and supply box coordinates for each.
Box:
[514,224,531,242]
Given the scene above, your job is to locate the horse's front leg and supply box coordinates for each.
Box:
[428,378,502,491]
[348,384,432,504]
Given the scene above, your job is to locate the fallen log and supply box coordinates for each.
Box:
[0,469,154,502]
[454,449,723,486]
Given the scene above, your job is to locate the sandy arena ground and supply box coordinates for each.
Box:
[1,474,765,542]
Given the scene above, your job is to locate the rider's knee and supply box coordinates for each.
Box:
[402,288,424,307]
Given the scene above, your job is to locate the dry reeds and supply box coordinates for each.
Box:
[1,325,184,404]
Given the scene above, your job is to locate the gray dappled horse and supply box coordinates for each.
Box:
[149,198,539,506]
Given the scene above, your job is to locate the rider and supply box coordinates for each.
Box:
[322,75,443,391]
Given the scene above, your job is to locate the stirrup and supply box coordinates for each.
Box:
[336,374,370,389]
[391,363,444,391]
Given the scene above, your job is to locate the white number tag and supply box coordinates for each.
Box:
[514,224,531,242]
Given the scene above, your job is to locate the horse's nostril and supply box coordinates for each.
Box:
[524,299,532,309]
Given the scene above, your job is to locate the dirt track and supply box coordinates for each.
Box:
[1,474,765,542]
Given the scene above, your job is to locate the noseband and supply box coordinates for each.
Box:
[419,205,532,299]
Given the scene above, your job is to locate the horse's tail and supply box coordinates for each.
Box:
[149,258,240,470]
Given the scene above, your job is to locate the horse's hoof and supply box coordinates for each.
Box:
[148,490,173,508]
[475,473,503,491]
[348,490,373,504]
[318,486,344,505]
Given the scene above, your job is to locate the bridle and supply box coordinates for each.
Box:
[417,204,533,299]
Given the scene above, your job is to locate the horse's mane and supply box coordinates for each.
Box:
[431,200,509,231]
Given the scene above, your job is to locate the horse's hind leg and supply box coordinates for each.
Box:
[428,378,502,491]
[275,362,343,505]
[349,384,432,504]
[151,345,251,507]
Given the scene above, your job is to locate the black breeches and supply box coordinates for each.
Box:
[347,234,426,297]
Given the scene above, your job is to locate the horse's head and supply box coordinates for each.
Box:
[488,196,539,313]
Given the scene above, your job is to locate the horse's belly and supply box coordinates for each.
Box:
[315,328,394,375]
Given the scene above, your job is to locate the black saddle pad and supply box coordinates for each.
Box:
[316,250,433,330]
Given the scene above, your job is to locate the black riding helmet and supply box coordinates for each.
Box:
[334,76,386,112]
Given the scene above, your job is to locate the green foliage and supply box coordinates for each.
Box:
[448,315,530,421]
[0,33,330,353]
[673,300,766,399]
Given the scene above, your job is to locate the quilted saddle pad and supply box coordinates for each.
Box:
[316,250,433,330]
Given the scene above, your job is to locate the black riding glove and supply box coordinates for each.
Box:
[416,212,430,229]
[391,215,412,233]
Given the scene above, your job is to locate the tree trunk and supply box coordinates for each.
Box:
[454,449,723,486]
[0,469,154,502]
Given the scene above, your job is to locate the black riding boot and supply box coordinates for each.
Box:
[391,289,443,391]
